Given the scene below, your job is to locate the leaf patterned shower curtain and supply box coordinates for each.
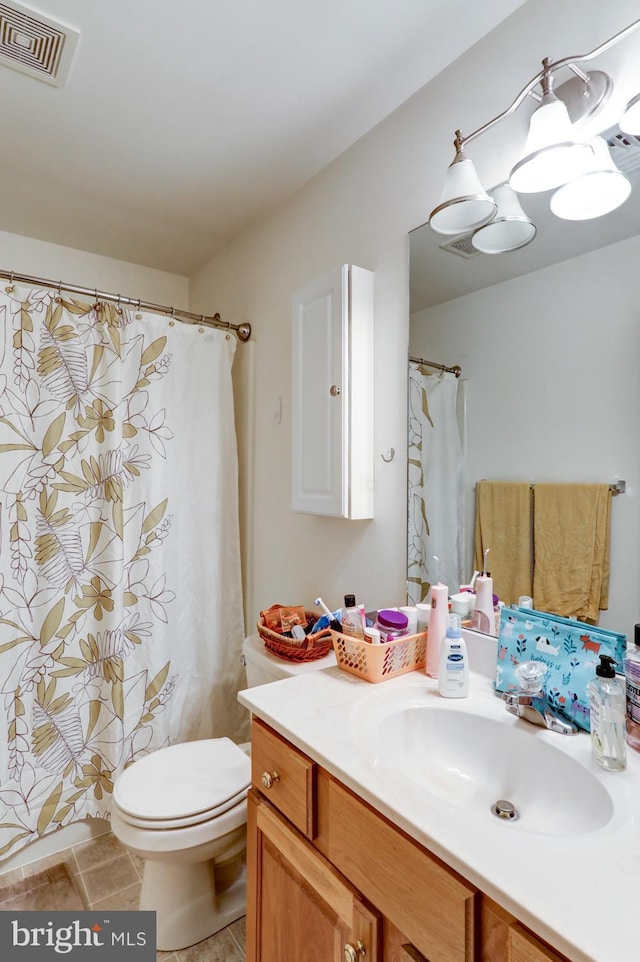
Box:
[407,364,465,603]
[0,285,247,861]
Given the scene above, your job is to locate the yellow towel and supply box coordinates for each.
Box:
[533,483,611,622]
[473,481,532,606]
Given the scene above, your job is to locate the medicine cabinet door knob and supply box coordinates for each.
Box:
[344,941,366,961]
[261,771,280,789]
[329,384,341,396]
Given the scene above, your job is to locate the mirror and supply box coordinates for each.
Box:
[408,125,640,641]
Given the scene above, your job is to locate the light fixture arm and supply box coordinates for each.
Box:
[454,17,640,149]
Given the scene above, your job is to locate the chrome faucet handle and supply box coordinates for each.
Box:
[514,660,548,694]
[504,661,579,735]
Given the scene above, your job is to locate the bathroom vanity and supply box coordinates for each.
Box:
[247,717,563,962]
[239,660,638,962]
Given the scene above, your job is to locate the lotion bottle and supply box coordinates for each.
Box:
[426,584,448,677]
[588,654,626,771]
[438,614,469,698]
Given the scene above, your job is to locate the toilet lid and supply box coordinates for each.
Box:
[113,738,251,824]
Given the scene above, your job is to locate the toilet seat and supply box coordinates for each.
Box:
[113,737,250,830]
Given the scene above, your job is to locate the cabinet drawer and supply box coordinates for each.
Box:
[325,777,476,962]
[251,719,316,838]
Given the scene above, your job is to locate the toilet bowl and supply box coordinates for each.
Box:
[110,634,336,950]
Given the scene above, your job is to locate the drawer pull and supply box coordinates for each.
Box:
[261,770,280,789]
[344,941,366,962]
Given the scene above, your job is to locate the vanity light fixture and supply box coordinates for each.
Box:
[509,62,592,194]
[428,138,497,235]
[471,183,536,254]
[550,136,631,221]
[428,18,640,252]
[619,93,640,134]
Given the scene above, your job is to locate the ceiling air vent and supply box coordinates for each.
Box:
[606,127,640,177]
[0,1,79,87]
[439,233,481,258]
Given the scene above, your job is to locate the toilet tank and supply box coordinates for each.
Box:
[242,634,336,687]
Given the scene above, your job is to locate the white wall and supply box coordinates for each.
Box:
[0,230,189,307]
[190,0,640,629]
[411,235,640,640]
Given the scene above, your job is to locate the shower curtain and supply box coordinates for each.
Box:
[407,364,464,603]
[0,285,246,861]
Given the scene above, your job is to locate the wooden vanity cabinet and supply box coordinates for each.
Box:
[248,719,569,962]
[480,899,567,962]
[247,791,381,961]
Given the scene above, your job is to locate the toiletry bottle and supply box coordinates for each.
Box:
[416,603,431,632]
[438,614,469,698]
[426,581,448,677]
[341,594,364,639]
[374,609,409,642]
[623,623,640,753]
[363,625,381,645]
[472,574,495,636]
[587,655,626,771]
[400,605,418,636]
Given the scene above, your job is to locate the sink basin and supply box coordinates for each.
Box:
[352,690,614,837]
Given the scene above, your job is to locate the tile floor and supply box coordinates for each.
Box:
[0,831,245,961]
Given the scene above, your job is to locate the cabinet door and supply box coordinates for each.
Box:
[247,790,380,962]
[509,924,567,962]
[292,264,373,519]
[480,899,568,962]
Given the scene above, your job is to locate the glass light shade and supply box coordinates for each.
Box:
[550,136,631,220]
[619,93,640,134]
[471,184,537,254]
[509,96,592,193]
[429,154,497,235]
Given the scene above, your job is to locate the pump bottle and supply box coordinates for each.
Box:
[587,654,626,771]
[623,624,640,753]
[438,614,469,698]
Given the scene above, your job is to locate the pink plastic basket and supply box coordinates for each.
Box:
[330,630,427,683]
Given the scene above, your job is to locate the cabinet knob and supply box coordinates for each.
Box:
[261,771,280,789]
[344,941,366,962]
[329,384,341,396]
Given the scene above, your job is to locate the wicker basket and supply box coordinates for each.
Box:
[257,606,333,662]
[331,629,427,682]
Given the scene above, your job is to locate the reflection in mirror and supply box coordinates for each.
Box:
[408,128,640,641]
[407,360,465,604]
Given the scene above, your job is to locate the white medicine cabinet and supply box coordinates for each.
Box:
[291,264,374,519]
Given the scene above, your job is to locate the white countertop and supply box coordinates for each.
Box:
[239,633,640,962]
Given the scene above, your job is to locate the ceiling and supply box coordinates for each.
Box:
[0,0,526,276]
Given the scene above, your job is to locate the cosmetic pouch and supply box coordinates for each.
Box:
[494,605,626,732]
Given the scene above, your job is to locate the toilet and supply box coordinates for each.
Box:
[110,634,336,951]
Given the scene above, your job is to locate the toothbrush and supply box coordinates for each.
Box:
[314,597,334,620]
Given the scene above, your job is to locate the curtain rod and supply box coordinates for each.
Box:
[0,269,252,342]
[409,354,462,377]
